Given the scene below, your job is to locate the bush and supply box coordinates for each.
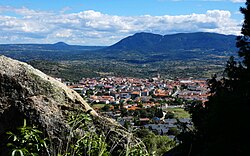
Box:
[5,110,149,156]
[6,119,49,156]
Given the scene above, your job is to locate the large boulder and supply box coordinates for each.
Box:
[0,55,145,155]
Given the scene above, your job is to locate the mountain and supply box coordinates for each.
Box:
[0,32,239,80]
[53,41,69,46]
[0,32,237,62]
[100,32,238,63]
[106,32,237,53]
[106,32,163,52]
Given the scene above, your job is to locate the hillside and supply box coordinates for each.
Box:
[0,42,105,61]
[0,32,238,80]
[102,32,237,62]
[107,32,236,53]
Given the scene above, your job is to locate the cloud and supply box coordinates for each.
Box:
[0,6,241,45]
[231,0,245,3]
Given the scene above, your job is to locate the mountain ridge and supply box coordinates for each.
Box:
[0,32,239,80]
[105,32,237,53]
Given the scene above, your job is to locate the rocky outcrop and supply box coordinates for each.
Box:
[0,55,145,154]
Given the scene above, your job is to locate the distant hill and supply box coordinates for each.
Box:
[0,32,239,80]
[106,32,236,53]
[0,42,106,51]
[0,32,237,61]
[101,32,237,63]
[106,32,163,52]
[0,42,106,61]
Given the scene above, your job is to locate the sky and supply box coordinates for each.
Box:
[0,0,246,45]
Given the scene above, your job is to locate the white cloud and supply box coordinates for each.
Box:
[231,0,245,3]
[55,29,73,38]
[0,6,241,45]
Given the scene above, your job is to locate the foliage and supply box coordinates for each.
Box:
[165,111,175,119]
[123,120,131,130]
[6,119,49,156]
[91,104,106,110]
[123,106,164,119]
[28,57,228,82]
[4,112,109,156]
[166,127,180,136]
[101,105,111,111]
[63,111,110,156]
[4,111,150,156]
[134,128,177,156]
[165,107,190,119]
[173,1,250,155]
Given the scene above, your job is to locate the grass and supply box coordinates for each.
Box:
[165,107,190,119]
[91,104,106,109]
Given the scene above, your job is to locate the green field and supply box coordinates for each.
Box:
[164,107,190,119]
[91,104,106,109]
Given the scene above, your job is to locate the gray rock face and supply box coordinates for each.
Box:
[0,55,145,154]
[0,55,96,139]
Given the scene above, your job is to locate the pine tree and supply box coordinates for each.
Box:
[238,0,250,70]
[175,1,250,155]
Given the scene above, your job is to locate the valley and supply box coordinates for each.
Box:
[0,32,238,81]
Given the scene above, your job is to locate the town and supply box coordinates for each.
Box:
[65,76,209,139]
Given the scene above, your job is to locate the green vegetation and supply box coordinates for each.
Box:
[91,104,106,109]
[29,59,226,82]
[4,110,155,156]
[165,107,190,119]
[121,107,164,119]
[5,113,110,156]
[4,109,179,155]
[6,119,48,156]
[64,111,110,156]
[21,32,236,82]
[171,2,250,155]
[0,32,236,81]
[134,128,176,156]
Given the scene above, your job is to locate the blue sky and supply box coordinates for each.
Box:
[0,0,246,45]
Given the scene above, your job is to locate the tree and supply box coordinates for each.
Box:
[134,128,176,156]
[123,120,131,129]
[238,0,250,69]
[101,105,110,111]
[169,1,250,155]
[155,108,163,118]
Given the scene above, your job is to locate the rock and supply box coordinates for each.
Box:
[0,55,146,155]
